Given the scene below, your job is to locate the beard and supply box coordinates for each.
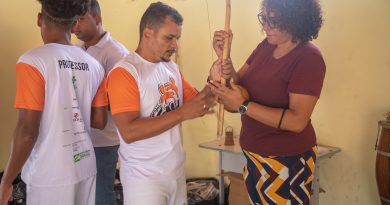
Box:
[161,49,176,62]
[73,31,90,43]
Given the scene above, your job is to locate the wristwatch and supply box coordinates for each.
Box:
[238,100,250,114]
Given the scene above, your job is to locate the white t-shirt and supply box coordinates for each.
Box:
[79,32,129,147]
[107,53,197,182]
[15,43,105,186]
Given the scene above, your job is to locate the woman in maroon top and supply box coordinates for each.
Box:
[209,0,325,204]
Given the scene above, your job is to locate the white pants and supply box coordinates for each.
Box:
[26,175,96,205]
[122,174,187,205]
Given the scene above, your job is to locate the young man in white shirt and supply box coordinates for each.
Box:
[72,1,129,204]
[0,0,108,205]
[107,2,216,205]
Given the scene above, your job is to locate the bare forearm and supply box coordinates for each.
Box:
[1,130,37,186]
[116,109,184,144]
[91,106,107,130]
[115,87,214,144]
[246,102,309,133]
[245,102,282,127]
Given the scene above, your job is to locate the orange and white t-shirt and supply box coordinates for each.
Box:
[14,43,107,186]
[107,52,197,181]
[78,32,129,147]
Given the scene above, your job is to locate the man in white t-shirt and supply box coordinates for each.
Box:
[72,1,129,204]
[107,2,215,205]
[0,0,107,205]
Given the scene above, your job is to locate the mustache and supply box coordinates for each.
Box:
[166,49,176,53]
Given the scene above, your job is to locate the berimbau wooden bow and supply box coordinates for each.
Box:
[217,0,231,138]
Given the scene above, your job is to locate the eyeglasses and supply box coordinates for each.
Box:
[257,14,279,29]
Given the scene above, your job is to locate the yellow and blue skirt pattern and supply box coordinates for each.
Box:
[242,147,317,205]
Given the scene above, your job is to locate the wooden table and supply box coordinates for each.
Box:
[199,138,341,205]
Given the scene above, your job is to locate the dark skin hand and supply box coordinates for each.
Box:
[210,30,239,84]
[208,79,246,112]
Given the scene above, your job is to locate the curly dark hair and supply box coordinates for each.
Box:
[261,0,323,42]
[139,1,183,39]
[37,0,90,26]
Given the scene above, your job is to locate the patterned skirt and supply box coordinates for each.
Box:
[242,147,317,205]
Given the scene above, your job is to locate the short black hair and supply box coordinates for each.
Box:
[88,0,101,17]
[37,0,90,27]
[261,0,323,42]
[139,1,183,38]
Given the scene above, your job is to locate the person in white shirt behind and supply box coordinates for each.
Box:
[107,2,215,205]
[72,1,129,205]
[0,0,108,204]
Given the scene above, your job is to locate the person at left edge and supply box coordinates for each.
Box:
[0,0,108,204]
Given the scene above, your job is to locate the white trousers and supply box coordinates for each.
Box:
[122,173,187,205]
[26,175,96,205]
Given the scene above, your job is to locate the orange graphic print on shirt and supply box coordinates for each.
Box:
[150,77,179,117]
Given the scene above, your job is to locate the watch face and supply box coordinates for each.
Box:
[239,105,247,114]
